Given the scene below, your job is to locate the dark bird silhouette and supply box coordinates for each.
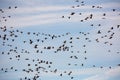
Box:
[62,16,64,18]
[93,65,96,67]
[112,9,116,12]
[8,6,11,9]
[15,6,17,9]
[71,12,75,15]
[68,16,71,19]
[97,30,101,34]
[90,14,93,19]
[103,13,106,16]
[60,73,62,76]
[118,64,120,66]
[75,0,79,2]
[71,77,74,79]
[92,6,95,8]
[34,45,38,48]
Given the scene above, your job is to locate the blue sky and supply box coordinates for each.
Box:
[0,0,120,80]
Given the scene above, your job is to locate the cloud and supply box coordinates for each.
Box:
[5,11,120,28]
[2,2,120,28]
[6,2,120,14]
[83,67,120,80]
[106,67,120,78]
[40,67,109,77]
[8,5,71,14]
[5,13,63,28]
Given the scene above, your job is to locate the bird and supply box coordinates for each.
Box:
[100,66,103,69]
[103,13,106,16]
[62,16,64,18]
[118,64,120,66]
[90,14,93,19]
[8,6,11,9]
[75,0,79,2]
[60,73,62,76]
[93,65,96,67]
[117,25,120,28]
[68,16,71,19]
[81,64,84,66]
[15,6,17,9]
[97,30,101,34]
[112,9,116,12]
[92,6,95,8]
[84,57,87,60]
[68,71,72,75]
[109,66,111,69]
[70,12,75,15]
[71,77,74,79]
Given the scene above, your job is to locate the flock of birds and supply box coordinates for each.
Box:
[0,0,120,80]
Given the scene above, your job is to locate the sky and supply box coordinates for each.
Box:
[0,0,120,80]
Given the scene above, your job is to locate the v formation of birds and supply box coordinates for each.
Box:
[0,0,120,80]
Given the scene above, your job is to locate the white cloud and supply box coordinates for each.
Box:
[6,5,71,15]
[83,67,120,80]
[5,13,63,27]
[106,67,120,78]
[6,2,120,14]
[2,2,120,28]
[5,10,119,28]
[40,67,109,77]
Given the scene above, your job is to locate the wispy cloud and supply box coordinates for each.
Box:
[37,67,106,77]
[83,67,120,80]
[39,66,120,79]
[8,5,71,14]
[5,12,119,28]
[2,2,120,28]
